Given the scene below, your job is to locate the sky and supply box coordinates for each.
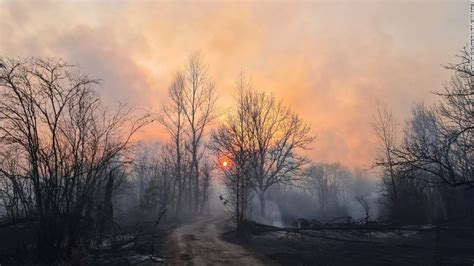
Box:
[0,0,470,169]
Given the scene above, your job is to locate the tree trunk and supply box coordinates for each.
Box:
[175,176,183,217]
[258,190,266,218]
[100,169,114,237]
[193,146,200,214]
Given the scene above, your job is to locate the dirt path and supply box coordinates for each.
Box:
[161,215,266,265]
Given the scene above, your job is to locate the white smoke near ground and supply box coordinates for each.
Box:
[207,160,382,228]
[250,198,284,227]
[242,166,383,227]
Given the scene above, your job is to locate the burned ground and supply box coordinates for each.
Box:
[222,225,474,266]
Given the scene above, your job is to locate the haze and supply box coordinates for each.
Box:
[0,0,468,168]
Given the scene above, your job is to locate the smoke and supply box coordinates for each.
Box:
[240,166,382,226]
[346,191,380,221]
[250,198,284,227]
[0,1,466,169]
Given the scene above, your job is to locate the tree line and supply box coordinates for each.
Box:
[0,58,152,262]
[373,48,473,225]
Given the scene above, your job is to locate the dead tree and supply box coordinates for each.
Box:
[181,52,217,215]
[0,58,152,262]
[244,86,313,218]
[394,49,473,189]
[158,73,187,217]
[212,72,314,220]
[306,163,350,219]
[198,158,213,215]
[372,49,473,225]
[131,143,174,223]
[158,52,216,217]
[211,73,255,233]
[372,101,400,216]
[355,195,370,223]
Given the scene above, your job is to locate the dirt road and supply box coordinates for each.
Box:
[161,215,266,265]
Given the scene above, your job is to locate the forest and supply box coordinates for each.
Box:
[0,45,472,265]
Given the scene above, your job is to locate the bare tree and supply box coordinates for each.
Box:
[372,101,399,209]
[130,142,175,224]
[246,89,313,218]
[158,52,216,217]
[373,49,473,225]
[158,72,187,217]
[212,72,313,220]
[0,58,152,262]
[393,49,473,189]
[431,48,472,188]
[0,148,35,220]
[198,157,213,215]
[355,195,370,223]
[306,163,350,219]
[181,52,217,215]
[211,73,255,233]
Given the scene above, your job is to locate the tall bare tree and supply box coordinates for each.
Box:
[159,52,216,217]
[211,73,255,232]
[182,52,217,214]
[372,101,399,207]
[158,72,187,216]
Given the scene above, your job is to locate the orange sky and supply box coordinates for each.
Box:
[0,0,469,169]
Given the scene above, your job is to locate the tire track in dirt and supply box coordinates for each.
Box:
[162,215,266,265]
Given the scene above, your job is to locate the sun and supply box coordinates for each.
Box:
[219,156,231,169]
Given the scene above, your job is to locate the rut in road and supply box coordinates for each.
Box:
[162,215,266,265]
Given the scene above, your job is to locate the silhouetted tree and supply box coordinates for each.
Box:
[306,163,350,219]
[374,49,473,225]
[158,52,216,217]
[212,72,313,221]
[0,58,151,262]
[211,73,254,233]
[372,101,400,217]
